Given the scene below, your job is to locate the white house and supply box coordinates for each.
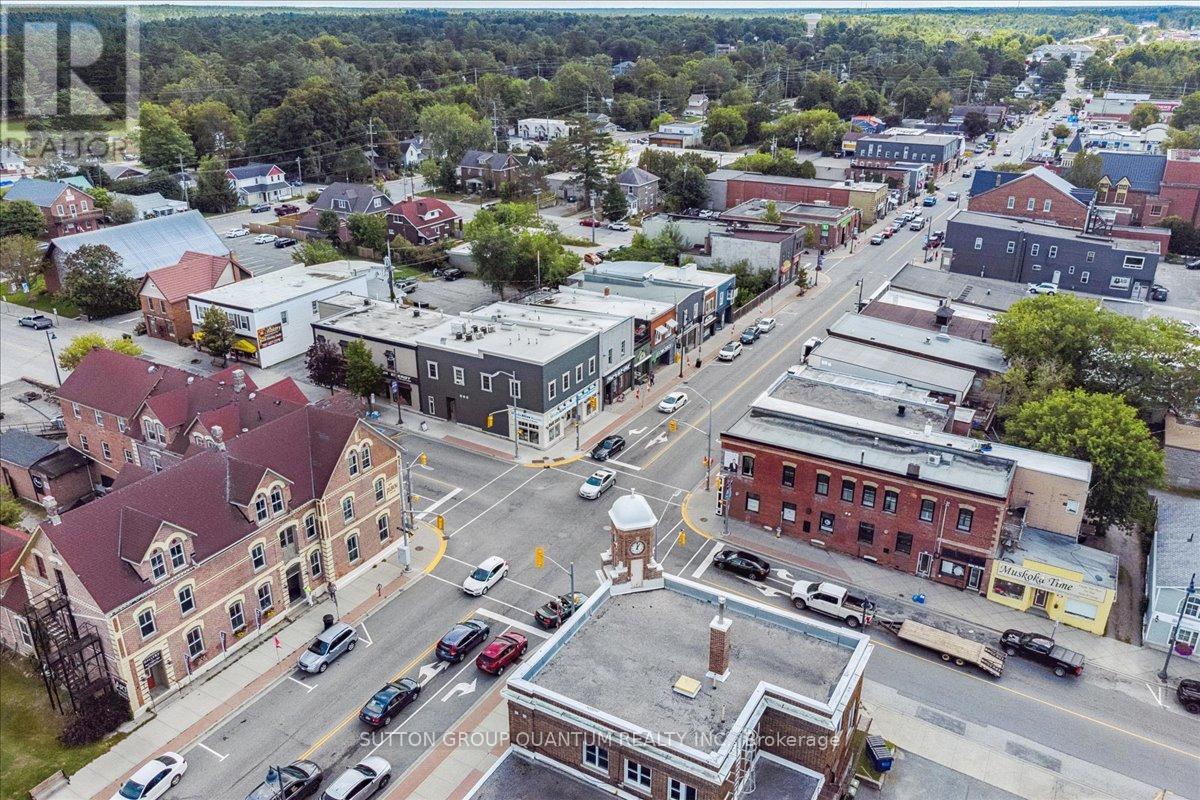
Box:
[225,162,290,206]
[685,93,710,117]
[397,138,423,168]
[0,147,26,184]
[113,192,190,220]
[187,260,385,368]
[649,121,705,148]
[517,118,572,141]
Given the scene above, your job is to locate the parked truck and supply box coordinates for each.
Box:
[875,617,1006,677]
[790,580,875,629]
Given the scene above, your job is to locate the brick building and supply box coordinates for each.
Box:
[0,430,94,512]
[705,169,889,224]
[1158,149,1200,227]
[458,151,524,193]
[18,406,407,715]
[1094,151,1169,226]
[385,197,461,245]
[0,525,33,655]
[2,178,102,238]
[849,128,962,178]
[967,167,1095,229]
[139,252,249,344]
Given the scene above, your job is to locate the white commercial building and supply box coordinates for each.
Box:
[517,118,572,141]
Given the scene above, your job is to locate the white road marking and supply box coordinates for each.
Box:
[359,622,373,647]
[417,661,448,687]
[738,576,788,598]
[441,555,557,599]
[368,659,479,757]
[643,433,668,449]
[286,675,317,692]
[1146,684,1165,707]
[425,573,538,617]
[476,607,551,638]
[628,427,647,435]
[449,469,543,538]
[413,487,462,521]
[604,458,642,472]
[196,742,228,761]
[773,568,797,582]
[439,464,520,517]
[441,678,477,702]
[692,542,724,580]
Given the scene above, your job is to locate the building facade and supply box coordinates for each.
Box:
[850,129,962,178]
[1159,148,1200,226]
[140,252,248,344]
[0,430,94,513]
[386,197,461,245]
[3,178,102,238]
[1143,491,1200,659]
[226,163,290,205]
[458,151,524,193]
[967,167,1094,229]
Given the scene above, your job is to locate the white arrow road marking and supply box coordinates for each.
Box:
[417,661,448,687]
[773,568,796,582]
[286,675,317,692]
[359,622,373,647]
[628,427,647,435]
[441,678,477,702]
[738,576,788,598]
[476,607,550,638]
[643,433,668,450]
[692,542,724,580]
[604,458,642,472]
[196,742,228,761]
[1146,684,1165,708]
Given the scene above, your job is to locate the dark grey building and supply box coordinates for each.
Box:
[942,210,1161,300]
[566,263,708,352]
[852,129,962,177]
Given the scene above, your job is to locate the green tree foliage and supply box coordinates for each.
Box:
[601,181,629,221]
[84,187,113,211]
[1037,58,1068,85]
[984,75,1015,104]
[344,340,385,409]
[727,150,815,178]
[318,210,341,239]
[194,155,238,213]
[762,110,847,153]
[181,100,246,160]
[0,486,22,527]
[0,235,44,285]
[110,198,137,225]
[1051,123,1072,140]
[649,111,675,130]
[513,229,580,288]
[562,115,614,204]
[670,166,709,212]
[418,103,493,166]
[1064,151,1103,189]
[198,306,237,366]
[305,340,346,393]
[1172,91,1200,129]
[962,112,991,139]
[707,132,731,152]
[347,213,388,252]
[57,333,143,371]
[606,229,683,265]
[62,245,137,318]
[0,200,47,239]
[761,201,781,223]
[1164,126,1200,151]
[1004,389,1163,533]
[139,102,196,170]
[1162,216,1200,257]
[712,259,773,306]
[293,240,343,266]
[703,107,747,147]
[1128,102,1160,131]
[467,216,520,297]
[992,162,1034,173]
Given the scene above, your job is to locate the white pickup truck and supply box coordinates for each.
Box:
[790,580,875,629]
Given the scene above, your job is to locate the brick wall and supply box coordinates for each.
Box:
[59,399,139,480]
[320,427,404,581]
[1160,155,1200,226]
[724,179,851,211]
[1,462,38,504]
[967,179,1089,229]
[141,295,195,344]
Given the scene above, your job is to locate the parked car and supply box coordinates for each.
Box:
[999,629,1084,677]
[1149,284,1169,302]
[436,619,490,663]
[922,195,937,207]
[297,622,358,674]
[461,555,508,596]
[111,753,187,800]
[359,679,421,728]
[712,549,770,581]
[535,592,588,629]
[607,221,631,231]
[718,341,743,361]
[882,226,896,238]
[250,203,270,213]
[657,391,688,413]
[274,237,298,248]
[790,581,874,629]
[590,435,626,461]
[322,757,392,800]
[739,327,760,345]
[441,267,464,281]
[475,631,529,675]
[275,203,300,216]
[579,217,600,227]
[1002,149,1012,157]
[1177,678,1200,714]
[756,317,776,333]
[1186,257,1200,270]
[947,191,959,201]
[245,761,323,800]
[225,226,249,238]
[962,169,972,178]
[254,233,277,245]
[1027,282,1058,295]
[908,217,926,231]
[579,468,616,500]
[396,277,418,294]
[870,234,884,245]
[18,314,53,330]
[290,179,305,187]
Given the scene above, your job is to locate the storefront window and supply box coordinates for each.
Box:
[517,421,541,444]
[991,578,1026,600]
[548,420,563,442]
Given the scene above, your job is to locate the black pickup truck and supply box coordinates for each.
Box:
[1000,630,1084,677]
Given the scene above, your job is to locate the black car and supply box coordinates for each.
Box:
[739,327,760,345]
[999,629,1084,677]
[442,267,464,281]
[712,549,770,581]
[245,760,323,800]
[359,678,421,728]
[274,237,298,248]
[591,435,626,461]
[534,592,588,629]
[1177,678,1200,714]
[436,618,490,663]
[1148,284,1169,302]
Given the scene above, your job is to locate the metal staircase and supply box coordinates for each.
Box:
[25,588,114,714]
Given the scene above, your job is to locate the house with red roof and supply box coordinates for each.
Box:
[19,406,406,714]
[385,197,461,245]
[0,525,33,655]
[139,252,250,344]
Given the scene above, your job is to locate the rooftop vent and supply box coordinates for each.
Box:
[673,675,702,699]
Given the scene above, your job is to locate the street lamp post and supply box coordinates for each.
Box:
[1159,572,1196,682]
[683,382,713,491]
[46,331,61,386]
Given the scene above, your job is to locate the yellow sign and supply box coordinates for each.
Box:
[992,561,1107,604]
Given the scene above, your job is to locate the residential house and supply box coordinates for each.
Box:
[967,167,1095,229]
[584,112,618,135]
[18,405,407,715]
[3,177,102,239]
[614,166,659,214]
[140,251,250,343]
[685,93,710,117]
[610,60,635,77]
[396,139,423,168]
[544,171,583,202]
[849,115,888,134]
[517,118,571,141]
[386,197,461,246]
[59,175,94,192]
[0,430,94,513]
[458,151,524,194]
[1164,413,1200,491]
[296,182,391,241]
[101,164,148,183]
[112,192,190,221]
[648,121,704,148]
[1013,80,1038,100]
[0,525,33,655]
[0,147,27,183]
[225,163,290,206]
[1094,151,1169,225]
[1159,148,1200,226]
[1144,491,1200,659]
[951,104,1008,127]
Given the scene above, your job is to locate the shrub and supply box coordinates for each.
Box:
[59,693,131,747]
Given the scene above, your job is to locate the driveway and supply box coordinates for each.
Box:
[407,275,500,314]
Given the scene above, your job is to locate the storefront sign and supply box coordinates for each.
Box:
[992,562,1107,604]
[257,323,284,348]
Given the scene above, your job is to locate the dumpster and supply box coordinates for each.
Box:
[865,735,893,772]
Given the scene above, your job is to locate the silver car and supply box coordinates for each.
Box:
[323,757,392,800]
[298,622,357,674]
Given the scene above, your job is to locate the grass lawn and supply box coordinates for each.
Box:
[0,275,80,319]
[0,655,125,800]
[417,190,466,202]
[392,266,425,280]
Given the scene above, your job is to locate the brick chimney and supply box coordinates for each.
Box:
[708,596,732,683]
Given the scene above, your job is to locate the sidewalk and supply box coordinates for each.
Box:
[681,488,1200,686]
[49,525,444,800]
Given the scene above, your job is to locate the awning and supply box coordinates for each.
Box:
[654,324,671,339]
[232,339,258,354]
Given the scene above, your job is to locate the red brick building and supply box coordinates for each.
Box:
[0,525,33,655]
[0,430,95,513]
[1158,148,1200,227]
[18,406,407,715]
[2,178,102,238]
[968,166,1093,229]
[139,252,249,344]
[1094,151,1169,226]
[386,197,461,245]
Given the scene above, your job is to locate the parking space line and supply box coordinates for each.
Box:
[196,742,228,761]
[476,608,550,638]
[286,675,317,692]
[424,573,538,617]
[692,542,723,580]
[441,554,558,599]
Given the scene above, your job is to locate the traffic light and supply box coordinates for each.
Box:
[675,352,682,363]
[418,452,428,466]
[486,414,494,428]
[435,514,445,531]
[588,396,598,411]
[678,530,687,547]
[534,546,545,569]
[668,419,677,432]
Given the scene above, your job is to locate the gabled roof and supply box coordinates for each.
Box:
[49,210,229,280]
[101,164,147,181]
[141,251,237,304]
[227,162,280,181]
[3,177,70,207]
[0,525,30,582]
[57,349,190,418]
[616,166,658,187]
[1097,151,1167,193]
[459,150,518,171]
[969,166,1093,208]
[387,197,460,229]
[1150,490,1200,589]
[311,182,390,215]
[0,430,60,469]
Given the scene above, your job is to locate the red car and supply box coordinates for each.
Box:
[578,217,600,227]
[475,632,528,675]
[882,226,896,238]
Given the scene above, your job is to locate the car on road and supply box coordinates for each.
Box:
[579,217,601,227]
[274,237,298,248]
[245,761,323,800]
[869,234,884,245]
[436,619,491,663]
[322,757,392,800]
[254,233,277,245]
[590,435,625,461]
[962,169,972,178]
[1027,281,1058,295]
[441,267,464,281]
[657,391,688,413]
[1149,284,1169,302]
[579,468,616,500]
[922,195,937,206]
[947,191,959,201]
[908,217,926,231]
[298,622,358,674]
[607,221,631,231]
[739,327,760,345]
[1002,149,1012,157]
[1187,257,1200,270]
[396,277,418,294]
[461,555,508,596]
[18,314,53,330]
[225,226,249,238]
[250,203,270,213]
[789,580,874,629]
[275,203,300,216]
[898,211,914,224]
[535,592,588,629]
[718,341,743,361]
[359,679,421,728]
[475,631,529,675]
[1177,678,1200,714]
[712,549,770,581]
[290,179,305,187]
[756,317,776,333]
[1000,630,1084,677]
[882,226,896,238]
[111,753,187,800]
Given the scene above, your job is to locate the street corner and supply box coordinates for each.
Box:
[522,452,586,469]
[679,487,720,541]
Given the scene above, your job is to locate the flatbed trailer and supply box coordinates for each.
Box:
[874,618,1005,677]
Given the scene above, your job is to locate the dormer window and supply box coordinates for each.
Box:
[150,551,167,581]
[254,494,269,522]
[270,486,285,515]
[348,451,359,476]
[169,539,186,569]
[360,443,372,470]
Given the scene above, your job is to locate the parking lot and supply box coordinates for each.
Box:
[403,273,500,315]
[1149,259,1200,329]
[223,229,304,275]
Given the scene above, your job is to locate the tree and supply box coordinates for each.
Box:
[1165,126,1200,151]
[293,240,342,266]
[1038,58,1068,85]
[84,187,113,211]
[305,340,346,394]
[317,210,341,239]
[57,333,143,371]
[197,306,237,366]
[984,75,1015,104]
[707,132,731,152]
[761,201,781,223]
[0,486,22,527]
[703,107,747,147]
[649,111,674,130]
[1052,123,1072,140]
[1162,215,1200,256]
[0,200,46,239]
[417,103,493,167]
[601,181,628,221]
[961,112,990,140]
[62,245,137,318]
[562,115,614,204]
[344,340,385,410]
[1064,151,1103,189]
[1005,389,1163,533]
[346,213,388,253]
[0,235,44,286]
[138,102,196,171]
[1128,102,1160,131]
[670,165,709,212]
[109,198,136,225]
[928,91,954,122]
[1172,90,1200,129]
[712,259,774,306]
[467,218,519,297]
[194,155,237,213]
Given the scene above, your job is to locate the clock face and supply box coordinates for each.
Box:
[629,540,646,555]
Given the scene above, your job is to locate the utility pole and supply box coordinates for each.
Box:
[46,331,61,386]
[770,136,777,157]
[367,118,376,181]
[491,100,501,152]
[536,248,541,293]
[533,187,542,222]
[1159,572,1196,681]
[589,197,596,243]
[177,153,189,205]
[295,156,303,185]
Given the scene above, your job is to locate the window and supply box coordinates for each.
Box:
[1006,196,1015,209]
[607,348,613,365]
[781,465,795,488]
[588,356,596,375]
[347,450,359,476]
[782,502,797,523]
[624,759,651,790]
[360,443,371,469]
[562,372,570,393]
[894,532,913,555]
[257,582,273,612]
[1123,255,1145,270]
[79,433,89,452]
[426,361,439,380]
[150,551,167,580]
[34,554,46,578]
[169,540,186,569]
[305,515,318,539]
[1031,263,1042,272]
[312,300,319,315]
[309,549,322,577]
[509,379,521,399]
[575,364,583,383]
[101,442,112,462]
[186,627,204,659]
[1069,265,1076,275]
[124,449,134,463]
[270,486,284,515]
[375,477,385,502]
[94,409,104,426]
[1030,243,1040,256]
[453,366,465,386]
[342,496,355,522]
[992,577,1025,599]
[251,543,266,571]
[16,617,32,649]
[347,534,360,562]
[883,490,898,514]
[668,779,698,800]
[919,498,936,522]
[254,494,268,522]
[377,514,390,541]
[1180,595,1200,619]
[279,526,295,550]
[1047,245,1057,259]
[137,608,156,638]
[1043,199,1052,212]
[956,508,974,532]
[480,373,493,392]
[973,237,983,251]
[229,601,245,632]
[178,585,195,615]
[858,522,875,544]
[841,479,855,502]
[745,493,760,513]
[861,485,876,508]
[72,403,81,419]
[1080,271,1090,285]
[583,743,609,772]
[815,473,830,496]
[1026,197,1036,211]
[819,512,835,533]
[741,454,755,476]
[547,380,557,401]
[1086,250,1095,263]
[1006,240,1016,254]
[427,396,436,415]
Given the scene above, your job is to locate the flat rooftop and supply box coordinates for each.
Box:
[314,298,448,341]
[724,198,850,221]
[808,337,976,398]
[888,264,1029,312]
[827,312,1008,374]
[412,314,595,363]
[650,264,732,289]
[950,210,1161,253]
[190,260,374,310]
[861,300,994,343]
[770,368,950,433]
[539,287,673,320]
[999,526,1118,591]
[465,301,626,334]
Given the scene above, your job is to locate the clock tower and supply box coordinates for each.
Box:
[602,493,663,595]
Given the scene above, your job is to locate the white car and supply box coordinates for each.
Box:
[718,341,743,361]
[324,757,392,800]
[225,226,249,238]
[110,753,187,800]
[658,391,688,413]
[254,233,277,245]
[579,469,616,500]
[756,317,776,333]
[462,555,508,596]
[1028,282,1058,295]
[607,221,631,231]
